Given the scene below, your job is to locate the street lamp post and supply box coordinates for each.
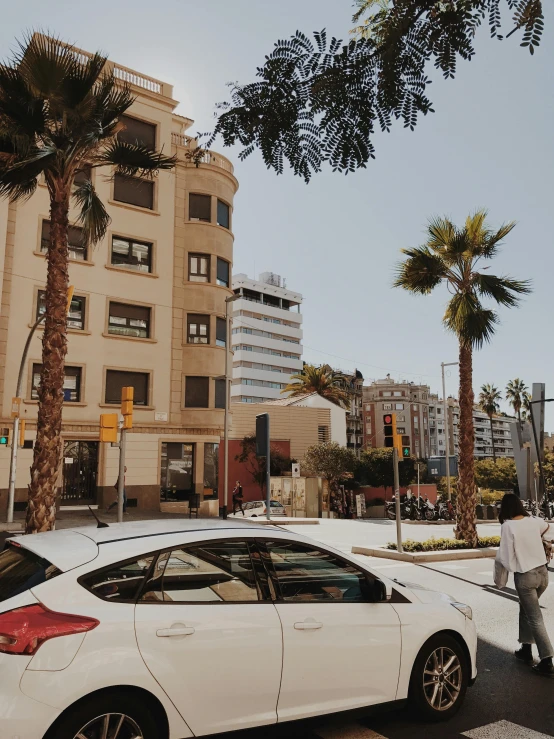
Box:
[222,293,240,519]
[6,313,45,524]
[441,361,459,501]
[529,398,554,512]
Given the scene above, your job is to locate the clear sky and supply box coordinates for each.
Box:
[1,2,552,423]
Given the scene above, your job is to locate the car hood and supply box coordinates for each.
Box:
[393,578,455,604]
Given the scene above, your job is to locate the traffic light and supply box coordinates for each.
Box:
[0,427,9,446]
[100,414,118,443]
[19,420,26,448]
[383,413,402,456]
[402,445,411,458]
[121,386,133,430]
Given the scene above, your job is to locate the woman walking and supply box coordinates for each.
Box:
[495,493,553,678]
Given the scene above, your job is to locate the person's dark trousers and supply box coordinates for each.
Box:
[108,489,127,513]
[233,499,244,516]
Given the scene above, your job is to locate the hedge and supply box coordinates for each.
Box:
[385,535,501,552]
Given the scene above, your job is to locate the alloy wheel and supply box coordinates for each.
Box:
[423,647,462,711]
[74,712,143,739]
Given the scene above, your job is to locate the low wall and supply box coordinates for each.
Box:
[359,484,438,505]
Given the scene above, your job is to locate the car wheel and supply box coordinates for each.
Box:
[409,634,469,721]
[46,691,162,739]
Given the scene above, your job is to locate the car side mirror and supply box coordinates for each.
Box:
[368,577,392,602]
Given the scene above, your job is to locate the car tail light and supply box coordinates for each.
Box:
[0,604,99,656]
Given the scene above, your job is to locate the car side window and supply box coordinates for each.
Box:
[139,541,261,604]
[264,541,370,603]
[80,555,156,602]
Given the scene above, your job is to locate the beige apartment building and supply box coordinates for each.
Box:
[0,42,238,514]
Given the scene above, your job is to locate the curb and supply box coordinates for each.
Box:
[352,545,498,563]
[403,519,496,526]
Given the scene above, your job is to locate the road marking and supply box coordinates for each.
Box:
[314,723,388,739]
[433,564,467,570]
[462,720,554,738]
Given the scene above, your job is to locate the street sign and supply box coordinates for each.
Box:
[11,397,21,418]
[291,463,300,478]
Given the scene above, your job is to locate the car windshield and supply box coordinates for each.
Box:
[0,543,60,604]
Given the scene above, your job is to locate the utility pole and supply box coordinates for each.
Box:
[393,447,403,553]
[441,361,458,501]
[256,412,271,521]
[222,293,240,519]
[119,387,133,523]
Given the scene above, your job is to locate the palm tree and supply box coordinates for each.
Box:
[478,384,502,462]
[0,35,176,533]
[283,364,350,407]
[394,210,531,546]
[506,378,529,425]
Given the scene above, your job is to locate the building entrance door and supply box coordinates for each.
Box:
[61,441,99,505]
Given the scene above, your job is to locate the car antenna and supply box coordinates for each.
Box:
[88,505,110,529]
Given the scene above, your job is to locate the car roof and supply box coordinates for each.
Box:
[7,519,281,572]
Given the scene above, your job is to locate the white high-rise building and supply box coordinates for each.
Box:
[231,272,303,403]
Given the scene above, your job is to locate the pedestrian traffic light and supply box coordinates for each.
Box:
[100,414,118,443]
[0,427,9,446]
[402,445,411,458]
[121,386,133,430]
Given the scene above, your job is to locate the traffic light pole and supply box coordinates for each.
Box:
[393,447,403,553]
[117,426,126,524]
[265,414,271,521]
[441,361,458,501]
[6,313,45,524]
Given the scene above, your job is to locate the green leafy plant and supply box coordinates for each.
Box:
[386,536,501,552]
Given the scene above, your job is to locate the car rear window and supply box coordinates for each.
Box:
[0,543,61,604]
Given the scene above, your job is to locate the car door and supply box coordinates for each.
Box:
[260,538,402,722]
[134,539,282,736]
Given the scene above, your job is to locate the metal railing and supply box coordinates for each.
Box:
[171,133,234,175]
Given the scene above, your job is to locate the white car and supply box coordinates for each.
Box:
[0,519,477,739]
[231,499,287,517]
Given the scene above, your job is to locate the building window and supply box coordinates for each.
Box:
[395,403,404,410]
[215,379,226,409]
[397,427,406,434]
[397,415,405,422]
[41,220,87,261]
[114,174,154,210]
[105,370,149,406]
[383,403,392,411]
[32,364,81,402]
[185,376,209,408]
[318,426,330,443]
[203,443,219,494]
[161,443,194,498]
[111,236,152,273]
[37,290,86,330]
[217,199,230,228]
[393,391,403,397]
[187,314,210,344]
[216,317,226,347]
[383,391,392,397]
[108,302,151,339]
[189,194,211,222]
[73,164,92,187]
[118,115,156,150]
[216,258,230,287]
[188,254,210,282]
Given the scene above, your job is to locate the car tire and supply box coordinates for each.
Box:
[45,690,162,739]
[409,634,469,722]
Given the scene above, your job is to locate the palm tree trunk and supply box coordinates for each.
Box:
[489,416,496,462]
[26,191,70,534]
[455,342,477,547]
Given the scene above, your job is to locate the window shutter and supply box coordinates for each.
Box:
[216,258,230,286]
[216,317,226,345]
[114,174,154,209]
[215,379,226,409]
[185,377,210,408]
[118,115,156,150]
[109,302,151,322]
[189,194,211,221]
[106,370,149,405]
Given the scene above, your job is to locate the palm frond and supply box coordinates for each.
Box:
[0,64,45,145]
[99,139,177,176]
[15,33,81,98]
[473,273,532,307]
[91,73,135,136]
[479,220,517,259]
[478,383,502,417]
[0,144,56,200]
[73,178,111,245]
[426,217,456,252]
[443,292,498,349]
[393,246,446,294]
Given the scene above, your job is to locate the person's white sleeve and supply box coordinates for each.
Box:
[496,524,517,572]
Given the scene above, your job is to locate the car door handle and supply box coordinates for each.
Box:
[156,626,195,637]
[294,620,323,631]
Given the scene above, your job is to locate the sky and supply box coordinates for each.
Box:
[1,1,553,424]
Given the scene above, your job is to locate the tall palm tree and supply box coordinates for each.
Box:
[505,378,529,425]
[0,35,176,533]
[394,211,531,546]
[478,384,502,462]
[283,364,350,407]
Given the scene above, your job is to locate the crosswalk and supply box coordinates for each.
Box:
[312,720,554,739]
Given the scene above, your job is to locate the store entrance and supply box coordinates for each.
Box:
[160,442,195,502]
[61,440,98,505]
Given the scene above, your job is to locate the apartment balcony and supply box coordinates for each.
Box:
[232,297,302,320]
[233,350,303,372]
[233,314,303,341]
[171,132,234,175]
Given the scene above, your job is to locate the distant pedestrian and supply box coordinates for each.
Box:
[232,480,244,516]
[495,493,553,678]
[107,466,128,514]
